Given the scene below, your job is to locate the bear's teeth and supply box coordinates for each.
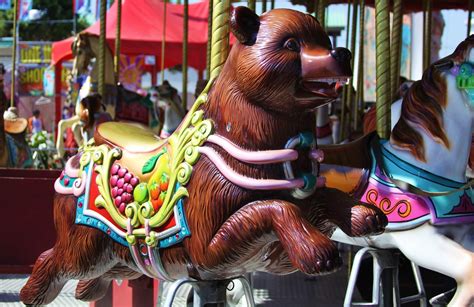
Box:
[316,78,349,85]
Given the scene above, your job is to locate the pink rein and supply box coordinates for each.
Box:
[200,134,325,191]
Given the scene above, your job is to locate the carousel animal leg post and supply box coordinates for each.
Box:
[389,224,474,306]
[20,195,124,305]
[55,116,80,158]
[71,121,84,146]
[191,200,341,275]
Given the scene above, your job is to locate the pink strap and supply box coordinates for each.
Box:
[198,147,305,190]
[206,134,298,164]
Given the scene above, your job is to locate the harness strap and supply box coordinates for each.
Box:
[371,136,474,197]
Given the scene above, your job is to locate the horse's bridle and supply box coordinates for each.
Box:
[450,61,474,104]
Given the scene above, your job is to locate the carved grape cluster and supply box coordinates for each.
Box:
[110,163,139,214]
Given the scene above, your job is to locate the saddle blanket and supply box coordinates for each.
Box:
[353,141,474,230]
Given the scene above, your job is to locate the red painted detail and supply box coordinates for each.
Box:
[78,202,83,208]
[90,277,158,307]
[316,123,332,138]
[0,169,60,273]
[87,168,124,230]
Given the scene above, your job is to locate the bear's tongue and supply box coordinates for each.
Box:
[302,80,344,98]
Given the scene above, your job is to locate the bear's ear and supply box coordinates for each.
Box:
[230,6,260,46]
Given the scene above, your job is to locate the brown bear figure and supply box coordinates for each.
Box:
[21,7,386,305]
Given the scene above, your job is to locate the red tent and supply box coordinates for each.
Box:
[52,0,217,71]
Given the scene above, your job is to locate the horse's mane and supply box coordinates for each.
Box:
[390,35,474,162]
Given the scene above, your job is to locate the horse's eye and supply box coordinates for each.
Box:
[284,38,300,52]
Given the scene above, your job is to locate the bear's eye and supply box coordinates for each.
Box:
[283,38,300,52]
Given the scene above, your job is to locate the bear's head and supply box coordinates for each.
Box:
[227,7,352,114]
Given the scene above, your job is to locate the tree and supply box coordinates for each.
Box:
[0,0,89,42]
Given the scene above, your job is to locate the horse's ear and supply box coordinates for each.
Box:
[230,6,260,46]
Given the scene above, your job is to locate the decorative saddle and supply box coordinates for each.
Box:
[55,86,214,280]
[354,140,474,230]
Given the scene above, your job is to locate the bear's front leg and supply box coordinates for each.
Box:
[307,187,387,237]
[190,199,341,275]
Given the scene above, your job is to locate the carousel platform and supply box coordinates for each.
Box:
[0,264,359,306]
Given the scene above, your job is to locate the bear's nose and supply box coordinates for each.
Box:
[331,48,352,63]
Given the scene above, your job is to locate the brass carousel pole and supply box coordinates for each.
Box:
[207,0,213,77]
[468,0,474,37]
[248,0,256,13]
[182,0,189,110]
[391,0,402,102]
[354,0,365,131]
[114,0,122,84]
[423,0,432,71]
[313,0,319,17]
[9,0,18,109]
[346,0,358,134]
[161,0,168,83]
[317,0,325,23]
[339,0,352,141]
[209,0,231,79]
[375,0,391,139]
[98,0,107,97]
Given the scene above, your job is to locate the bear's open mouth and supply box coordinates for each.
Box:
[295,77,349,107]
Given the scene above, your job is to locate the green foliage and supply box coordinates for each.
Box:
[0,0,89,42]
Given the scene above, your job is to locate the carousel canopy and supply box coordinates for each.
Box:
[52,0,218,71]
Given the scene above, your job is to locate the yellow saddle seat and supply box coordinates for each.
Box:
[95,122,165,154]
[94,122,168,182]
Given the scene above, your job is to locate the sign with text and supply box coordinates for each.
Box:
[19,41,52,64]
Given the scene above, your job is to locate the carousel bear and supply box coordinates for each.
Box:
[21,7,387,305]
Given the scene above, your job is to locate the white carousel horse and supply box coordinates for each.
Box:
[324,36,474,306]
[149,81,185,138]
[55,33,114,158]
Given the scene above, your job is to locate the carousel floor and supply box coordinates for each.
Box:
[0,260,360,306]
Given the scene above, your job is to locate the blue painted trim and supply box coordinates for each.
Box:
[379,140,466,188]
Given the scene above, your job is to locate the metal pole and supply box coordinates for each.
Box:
[468,0,474,37]
[114,0,122,84]
[248,0,256,12]
[354,0,365,131]
[340,0,351,141]
[207,0,213,78]
[346,0,358,134]
[313,0,319,17]
[209,0,231,79]
[271,0,275,10]
[391,0,402,102]
[10,0,18,108]
[182,0,188,110]
[161,0,167,84]
[98,0,107,97]
[375,0,391,139]
[262,0,267,14]
[317,0,325,26]
[423,0,432,71]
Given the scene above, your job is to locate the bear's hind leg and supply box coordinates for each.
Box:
[20,248,67,305]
